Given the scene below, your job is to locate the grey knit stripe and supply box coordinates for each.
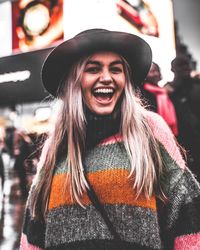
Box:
[55,142,131,175]
[159,143,185,195]
[45,204,162,249]
[158,144,200,229]
[166,168,200,229]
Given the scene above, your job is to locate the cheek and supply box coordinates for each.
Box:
[80,77,90,95]
[118,80,126,98]
[80,73,95,87]
[119,77,126,91]
[81,87,89,102]
[80,76,87,90]
[82,90,92,104]
[81,83,93,106]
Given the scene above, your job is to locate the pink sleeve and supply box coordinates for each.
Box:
[174,233,200,250]
[20,233,44,250]
[146,111,186,169]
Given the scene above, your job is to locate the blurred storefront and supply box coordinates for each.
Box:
[0,0,64,134]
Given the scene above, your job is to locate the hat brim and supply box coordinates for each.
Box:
[41,30,152,96]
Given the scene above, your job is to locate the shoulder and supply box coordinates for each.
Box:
[145,110,173,138]
[145,111,186,169]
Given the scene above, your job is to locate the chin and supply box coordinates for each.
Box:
[93,107,114,116]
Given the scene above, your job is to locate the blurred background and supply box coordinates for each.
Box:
[0,0,199,249]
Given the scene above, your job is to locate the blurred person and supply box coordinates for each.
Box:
[20,29,200,250]
[164,55,200,182]
[142,62,178,136]
[5,126,17,158]
[13,129,32,198]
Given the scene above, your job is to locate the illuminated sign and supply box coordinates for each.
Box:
[0,48,53,106]
[0,70,31,84]
[12,0,64,53]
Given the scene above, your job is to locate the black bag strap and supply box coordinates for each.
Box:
[83,167,122,243]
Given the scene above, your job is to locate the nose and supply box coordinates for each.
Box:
[99,69,112,83]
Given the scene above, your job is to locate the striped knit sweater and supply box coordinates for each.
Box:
[20,111,200,250]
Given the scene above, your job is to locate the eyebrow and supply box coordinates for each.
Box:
[86,60,123,66]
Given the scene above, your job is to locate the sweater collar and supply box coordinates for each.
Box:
[85,107,121,149]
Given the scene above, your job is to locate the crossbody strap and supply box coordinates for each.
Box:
[83,167,122,243]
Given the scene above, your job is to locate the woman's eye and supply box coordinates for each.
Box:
[85,67,99,73]
[110,67,123,73]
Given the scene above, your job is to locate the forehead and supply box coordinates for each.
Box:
[172,58,190,68]
[88,51,122,62]
[150,63,159,71]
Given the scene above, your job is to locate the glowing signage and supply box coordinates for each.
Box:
[0,70,31,84]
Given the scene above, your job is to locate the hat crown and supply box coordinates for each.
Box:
[75,28,109,38]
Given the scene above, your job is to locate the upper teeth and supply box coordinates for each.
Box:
[94,88,114,94]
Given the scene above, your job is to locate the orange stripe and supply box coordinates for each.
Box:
[48,169,156,211]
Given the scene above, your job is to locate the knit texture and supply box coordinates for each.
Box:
[20,111,200,250]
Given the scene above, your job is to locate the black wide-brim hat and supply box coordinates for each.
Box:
[42,29,152,97]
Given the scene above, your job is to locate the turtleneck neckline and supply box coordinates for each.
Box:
[85,107,121,149]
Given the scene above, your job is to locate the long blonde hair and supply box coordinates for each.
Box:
[31,54,164,219]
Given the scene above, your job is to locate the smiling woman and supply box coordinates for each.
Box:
[20,29,200,250]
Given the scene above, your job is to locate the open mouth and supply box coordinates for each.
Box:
[93,88,115,102]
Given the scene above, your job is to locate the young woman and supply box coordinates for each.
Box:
[20,29,200,250]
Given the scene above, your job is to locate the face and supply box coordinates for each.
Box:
[81,51,126,115]
[172,60,191,78]
[146,63,161,85]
